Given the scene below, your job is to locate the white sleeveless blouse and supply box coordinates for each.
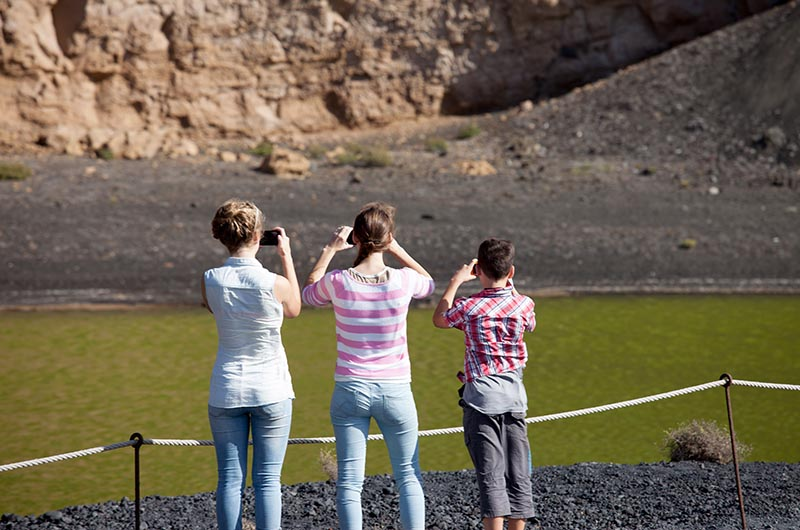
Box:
[204,257,295,408]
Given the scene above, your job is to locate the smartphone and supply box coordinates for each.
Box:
[259,229,280,246]
[346,231,354,245]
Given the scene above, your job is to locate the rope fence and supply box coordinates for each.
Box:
[4,374,799,530]
[726,379,800,391]
[2,376,797,473]
[0,440,138,473]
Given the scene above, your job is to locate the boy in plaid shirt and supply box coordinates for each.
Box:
[433,238,537,530]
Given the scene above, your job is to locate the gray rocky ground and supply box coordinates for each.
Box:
[3,463,799,529]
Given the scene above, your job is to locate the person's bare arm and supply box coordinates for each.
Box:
[432,259,476,328]
[387,239,432,279]
[305,226,353,287]
[273,227,301,318]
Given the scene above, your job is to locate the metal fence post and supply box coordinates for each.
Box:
[720,374,747,530]
[130,433,144,530]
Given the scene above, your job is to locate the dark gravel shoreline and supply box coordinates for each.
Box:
[3,462,798,529]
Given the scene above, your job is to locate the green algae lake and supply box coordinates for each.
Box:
[1,295,799,516]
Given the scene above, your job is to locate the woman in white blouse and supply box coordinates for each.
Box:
[201,198,301,530]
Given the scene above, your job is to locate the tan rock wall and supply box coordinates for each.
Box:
[0,0,780,157]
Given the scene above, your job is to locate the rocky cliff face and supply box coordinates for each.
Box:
[0,0,782,158]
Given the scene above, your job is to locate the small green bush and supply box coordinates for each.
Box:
[96,147,114,161]
[335,144,392,168]
[663,419,751,464]
[571,163,593,176]
[306,144,327,160]
[0,162,32,181]
[679,238,697,250]
[249,141,274,157]
[424,137,448,155]
[456,123,481,140]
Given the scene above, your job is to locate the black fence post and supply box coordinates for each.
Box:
[720,374,747,530]
[130,433,144,530]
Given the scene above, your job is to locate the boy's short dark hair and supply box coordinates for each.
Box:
[477,238,515,280]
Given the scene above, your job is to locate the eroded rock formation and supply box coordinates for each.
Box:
[0,0,782,158]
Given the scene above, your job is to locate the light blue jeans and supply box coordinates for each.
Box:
[208,399,292,530]
[330,381,425,530]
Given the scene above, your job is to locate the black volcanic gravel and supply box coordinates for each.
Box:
[3,462,798,529]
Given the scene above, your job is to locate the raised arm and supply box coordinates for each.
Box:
[387,238,432,279]
[432,259,476,328]
[305,226,353,287]
[271,227,302,318]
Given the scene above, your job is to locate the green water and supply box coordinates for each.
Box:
[1,296,798,515]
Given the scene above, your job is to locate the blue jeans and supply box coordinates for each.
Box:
[330,381,425,530]
[208,400,293,530]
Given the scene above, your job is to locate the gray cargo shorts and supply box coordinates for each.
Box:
[463,406,535,520]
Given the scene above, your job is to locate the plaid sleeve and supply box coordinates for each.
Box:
[302,270,336,307]
[444,297,468,330]
[525,297,537,332]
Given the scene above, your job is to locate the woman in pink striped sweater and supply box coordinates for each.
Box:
[302,202,434,530]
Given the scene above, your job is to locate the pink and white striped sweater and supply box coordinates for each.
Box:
[302,267,435,382]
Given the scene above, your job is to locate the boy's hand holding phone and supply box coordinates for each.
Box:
[432,258,477,329]
[451,259,478,286]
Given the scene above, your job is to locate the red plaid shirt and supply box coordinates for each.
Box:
[444,286,536,383]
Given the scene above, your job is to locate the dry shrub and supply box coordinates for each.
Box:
[96,147,114,160]
[663,419,751,464]
[319,447,338,482]
[456,122,481,140]
[0,162,32,180]
[306,144,327,159]
[335,143,392,167]
[249,141,273,157]
[424,137,448,155]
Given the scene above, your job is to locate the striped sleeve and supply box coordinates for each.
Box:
[302,270,338,307]
[403,267,435,299]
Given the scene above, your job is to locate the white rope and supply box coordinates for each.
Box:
[419,426,464,437]
[288,435,384,445]
[143,435,380,446]
[731,379,800,392]
[145,439,214,447]
[287,436,337,445]
[526,379,728,424]
[1,378,795,473]
[142,380,733,444]
[0,440,136,473]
